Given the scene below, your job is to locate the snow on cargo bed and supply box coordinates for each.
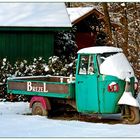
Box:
[7,75,75,83]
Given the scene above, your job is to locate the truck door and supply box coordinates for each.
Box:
[76,54,99,113]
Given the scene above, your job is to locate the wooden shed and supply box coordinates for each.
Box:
[67,7,104,50]
[67,7,121,50]
[0,3,71,62]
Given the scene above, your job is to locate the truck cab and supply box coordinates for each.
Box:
[75,46,139,123]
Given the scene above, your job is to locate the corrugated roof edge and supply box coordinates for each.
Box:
[0,26,71,31]
[77,46,123,54]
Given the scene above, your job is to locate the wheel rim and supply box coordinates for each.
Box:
[34,106,43,115]
[123,106,140,124]
[32,102,48,116]
[128,109,135,122]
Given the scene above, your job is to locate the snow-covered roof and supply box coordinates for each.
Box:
[67,7,94,23]
[78,46,123,54]
[67,7,104,24]
[0,3,72,27]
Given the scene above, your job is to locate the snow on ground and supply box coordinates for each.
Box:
[0,102,140,138]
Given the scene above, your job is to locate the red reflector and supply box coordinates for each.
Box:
[108,83,119,92]
[134,82,138,91]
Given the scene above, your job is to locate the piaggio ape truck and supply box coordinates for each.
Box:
[7,46,140,124]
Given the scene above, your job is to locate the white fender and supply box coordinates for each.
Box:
[118,92,140,107]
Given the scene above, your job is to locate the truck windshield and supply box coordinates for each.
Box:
[97,52,134,80]
[97,52,118,66]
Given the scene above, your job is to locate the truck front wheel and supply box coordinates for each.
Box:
[122,106,140,124]
[32,102,48,116]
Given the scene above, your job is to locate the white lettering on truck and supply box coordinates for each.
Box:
[27,82,48,92]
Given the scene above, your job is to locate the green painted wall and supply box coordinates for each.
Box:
[0,30,54,62]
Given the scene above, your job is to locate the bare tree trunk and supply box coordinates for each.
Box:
[102,2,112,45]
[122,3,129,57]
[133,2,140,78]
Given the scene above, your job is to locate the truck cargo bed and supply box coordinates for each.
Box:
[7,75,75,99]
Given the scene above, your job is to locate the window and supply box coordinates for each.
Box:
[88,55,94,74]
[97,52,118,67]
[78,55,94,75]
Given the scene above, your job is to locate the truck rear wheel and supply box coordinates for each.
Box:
[122,106,140,124]
[32,102,48,116]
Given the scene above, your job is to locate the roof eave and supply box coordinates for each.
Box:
[0,26,72,31]
[72,8,104,25]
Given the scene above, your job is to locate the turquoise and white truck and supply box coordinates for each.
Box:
[7,46,140,124]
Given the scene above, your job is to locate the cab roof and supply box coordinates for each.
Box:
[77,46,123,54]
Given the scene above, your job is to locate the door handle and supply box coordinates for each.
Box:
[78,81,83,84]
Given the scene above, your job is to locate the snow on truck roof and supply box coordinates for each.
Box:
[78,46,123,54]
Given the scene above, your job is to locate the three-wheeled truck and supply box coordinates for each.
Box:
[7,46,140,124]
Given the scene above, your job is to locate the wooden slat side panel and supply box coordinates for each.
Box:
[8,81,69,94]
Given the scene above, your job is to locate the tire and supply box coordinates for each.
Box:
[32,102,48,116]
[123,106,140,124]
